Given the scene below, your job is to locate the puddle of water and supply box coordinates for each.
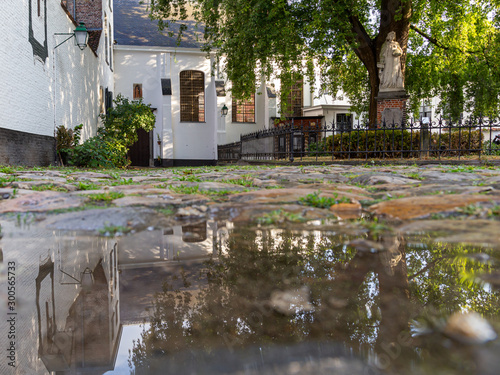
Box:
[0,215,499,374]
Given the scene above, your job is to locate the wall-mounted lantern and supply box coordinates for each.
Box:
[54,22,89,50]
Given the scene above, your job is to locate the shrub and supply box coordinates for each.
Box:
[62,95,156,168]
[482,140,500,156]
[307,139,329,156]
[68,127,129,168]
[101,94,156,147]
[56,125,75,165]
[321,128,482,158]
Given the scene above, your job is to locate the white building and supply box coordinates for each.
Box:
[1,0,356,167]
[113,0,356,166]
[0,0,114,166]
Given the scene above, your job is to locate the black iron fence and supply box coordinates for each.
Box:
[218,118,500,162]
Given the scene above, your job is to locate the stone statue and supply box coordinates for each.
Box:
[378,31,404,91]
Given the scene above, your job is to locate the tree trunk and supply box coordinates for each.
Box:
[349,0,412,127]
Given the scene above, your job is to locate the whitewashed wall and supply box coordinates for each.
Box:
[114,46,218,163]
[0,0,114,141]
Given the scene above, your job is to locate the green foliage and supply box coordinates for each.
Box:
[76,181,100,190]
[256,209,307,225]
[406,172,424,180]
[110,178,140,186]
[84,191,125,202]
[100,94,156,147]
[98,224,132,236]
[167,184,201,195]
[299,191,350,208]
[321,129,483,158]
[31,184,68,192]
[62,96,156,168]
[155,208,175,216]
[149,0,500,121]
[55,125,74,151]
[0,176,15,188]
[173,175,202,182]
[68,127,130,168]
[0,166,17,174]
[220,174,257,187]
[307,139,329,157]
[407,4,500,120]
[482,140,500,156]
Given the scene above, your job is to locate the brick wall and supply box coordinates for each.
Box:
[64,0,103,29]
[0,127,55,166]
[377,97,407,125]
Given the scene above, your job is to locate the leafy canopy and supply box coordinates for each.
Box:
[149,1,500,121]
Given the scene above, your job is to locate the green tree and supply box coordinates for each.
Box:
[101,94,156,147]
[149,1,500,125]
[64,96,156,168]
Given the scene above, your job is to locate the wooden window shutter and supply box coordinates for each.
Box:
[180,70,205,122]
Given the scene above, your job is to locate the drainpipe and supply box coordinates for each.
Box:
[73,0,76,19]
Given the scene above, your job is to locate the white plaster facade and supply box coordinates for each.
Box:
[0,0,114,162]
[114,46,219,164]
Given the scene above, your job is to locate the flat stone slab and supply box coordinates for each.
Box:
[44,206,170,232]
[369,193,500,220]
[351,173,418,186]
[0,191,85,213]
[226,188,357,205]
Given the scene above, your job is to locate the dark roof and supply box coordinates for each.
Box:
[114,0,205,48]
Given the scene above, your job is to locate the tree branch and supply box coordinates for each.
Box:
[410,24,482,54]
[348,14,375,52]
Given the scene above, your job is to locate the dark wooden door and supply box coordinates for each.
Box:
[128,129,150,166]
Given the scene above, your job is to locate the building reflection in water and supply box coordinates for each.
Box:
[0,218,229,374]
[35,241,121,374]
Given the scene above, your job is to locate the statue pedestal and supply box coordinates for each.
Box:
[376,90,409,127]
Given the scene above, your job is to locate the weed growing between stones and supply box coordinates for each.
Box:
[110,178,140,186]
[0,176,15,187]
[84,192,125,202]
[406,172,424,180]
[75,181,101,190]
[167,185,201,194]
[98,224,132,236]
[155,208,175,216]
[173,175,203,182]
[46,204,107,214]
[221,175,257,187]
[31,184,68,192]
[299,191,350,208]
[256,209,307,225]
[0,166,19,174]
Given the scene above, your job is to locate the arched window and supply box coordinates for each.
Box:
[180,70,205,122]
[232,92,255,123]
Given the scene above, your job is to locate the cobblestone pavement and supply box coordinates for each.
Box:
[1,163,499,233]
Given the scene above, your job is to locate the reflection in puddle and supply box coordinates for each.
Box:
[0,217,499,374]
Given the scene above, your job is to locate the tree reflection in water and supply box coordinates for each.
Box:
[129,225,500,374]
